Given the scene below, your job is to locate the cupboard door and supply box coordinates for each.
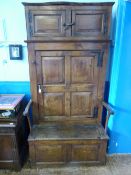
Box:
[27,10,67,39]
[72,9,109,39]
[35,50,101,121]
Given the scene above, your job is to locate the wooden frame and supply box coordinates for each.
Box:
[9,45,23,60]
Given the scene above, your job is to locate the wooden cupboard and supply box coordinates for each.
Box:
[24,2,112,40]
[23,1,114,166]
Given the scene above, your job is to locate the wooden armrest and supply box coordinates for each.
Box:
[100,101,114,132]
[23,99,32,116]
[102,101,114,115]
[23,99,32,131]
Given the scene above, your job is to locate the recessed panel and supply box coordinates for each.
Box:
[44,93,65,116]
[42,57,65,84]
[72,10,107,38]
[71,57,94,83]
[71,92,92,116]
[31,10,66,37]
[36,145,65,162]
[75,14,102,31]
[71,145,98,161]
[35,15,60,33]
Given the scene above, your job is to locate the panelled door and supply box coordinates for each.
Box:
[35,50,101,121]
[71,10,109,38]
[27,9,69,39]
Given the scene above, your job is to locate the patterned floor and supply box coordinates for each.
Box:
[0,155,131,175]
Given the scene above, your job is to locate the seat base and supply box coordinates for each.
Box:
[28,123,108,166]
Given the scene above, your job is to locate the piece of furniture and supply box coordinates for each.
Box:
[0,94,29,170]
[23,2,114,166]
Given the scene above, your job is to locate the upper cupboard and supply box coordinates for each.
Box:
[23,2,113,40]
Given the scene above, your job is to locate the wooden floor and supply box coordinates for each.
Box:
[0,155,131,175]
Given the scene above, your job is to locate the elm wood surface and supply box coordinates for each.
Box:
[23,2,114,166]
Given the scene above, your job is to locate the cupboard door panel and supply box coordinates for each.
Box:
[28,10,66,38]
[72,10,109,39]
[43,93,65,116]
[42,57,65,84]
[71,92,93,116]
[71,56,94,83]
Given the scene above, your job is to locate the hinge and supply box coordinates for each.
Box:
[97,51,104,67]
[93,107,98,118]
[29,27,33,37]
[28,11,33,37]
[28,11,32,23]
[104,13,108,35]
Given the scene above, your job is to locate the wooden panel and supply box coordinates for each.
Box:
[71,144,98,162]
[42,57,65,84]
[43,93,65,116]
[35,144,66,163]
[69,51,99,119]
[29,10,66,38]
[35,50,101,121]
[36,52,67,121]
[0,135,14,160]
[71,56,94,83]
[72,10,108,39]
[71,92,93,116]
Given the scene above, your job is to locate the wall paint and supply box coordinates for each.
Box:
[108,0,131,153]
[0,81,31,102]
[0,0,30,81]
[0,46,30,81]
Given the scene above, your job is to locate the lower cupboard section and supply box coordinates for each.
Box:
[29,140,107,166]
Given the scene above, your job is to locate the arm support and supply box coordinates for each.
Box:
[23,99,32,116]
[23,99,32,131]
[102,101,114,131]
[102,101,114,115]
